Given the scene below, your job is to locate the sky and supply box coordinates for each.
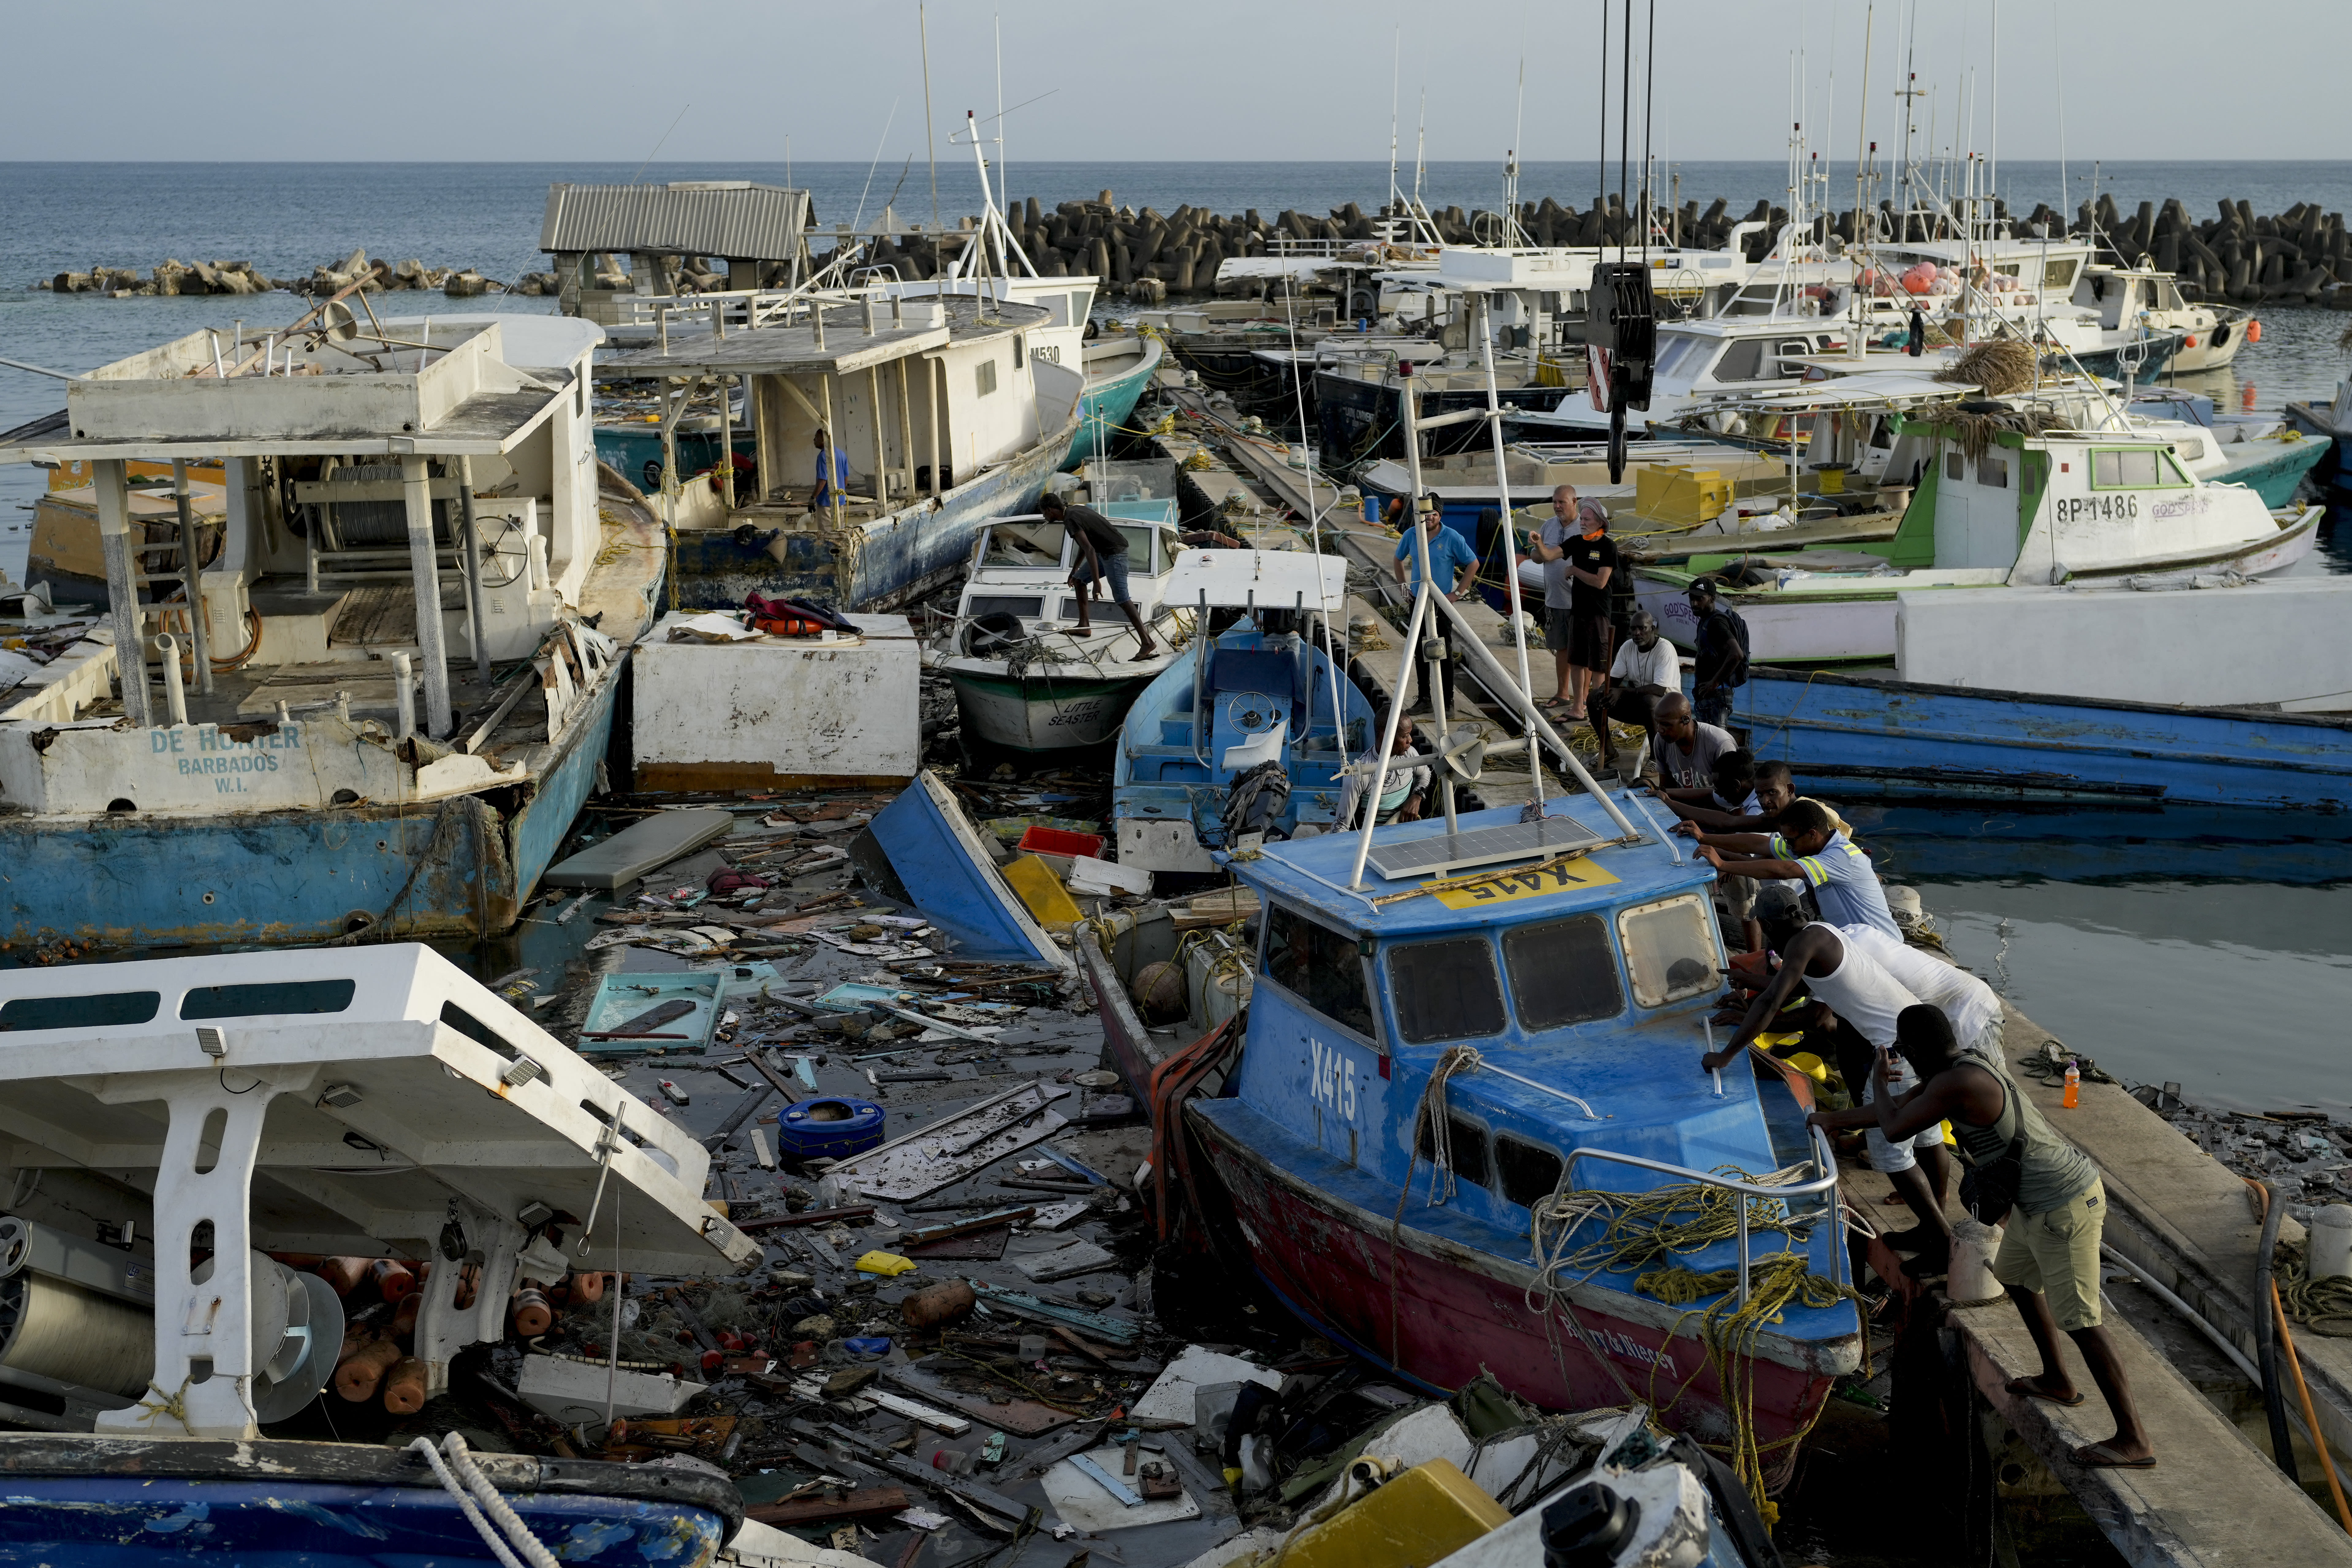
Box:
[1,1,2346,165]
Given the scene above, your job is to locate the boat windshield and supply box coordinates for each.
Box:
[1385,936,1507,1045]
[1501,915,1625,1029]
[1615,894,1720,1007]
[983,522,1066,566]
[1265,904,1377,1039]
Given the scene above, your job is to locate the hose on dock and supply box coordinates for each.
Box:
[2247,1179,2352,1532]
[2254,1179,2304,1483]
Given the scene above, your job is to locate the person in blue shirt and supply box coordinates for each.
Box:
[812,428,851,507]
[1390,495,1480,712]
[1685,798,1901,941]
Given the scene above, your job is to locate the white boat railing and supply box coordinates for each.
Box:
[1555,1124,1846,1305]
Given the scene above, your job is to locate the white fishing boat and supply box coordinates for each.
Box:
[2073,262,2252,374]
[0,309,661,951]
[928,461,1194,754]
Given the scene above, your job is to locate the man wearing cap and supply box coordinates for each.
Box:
[1392,493,1480,713]
[1687,577,1749,732]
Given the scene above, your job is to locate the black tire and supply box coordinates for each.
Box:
[643,459,664,490]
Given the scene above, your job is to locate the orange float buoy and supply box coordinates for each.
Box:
[318,1257,371,1297]
[392,1294,420,1338]
[335,1339,402,1402]
[567,1271,606,1306]
[368,1259,416,1303]
[2184,335,2198,348]
[2247,318,2263,344]
[511,1287,553,1338]
[381,1356,429,1415]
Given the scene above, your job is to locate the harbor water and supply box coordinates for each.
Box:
[2,159,2348,1118]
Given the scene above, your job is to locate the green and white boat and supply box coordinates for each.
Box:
[1636,401,2324,665]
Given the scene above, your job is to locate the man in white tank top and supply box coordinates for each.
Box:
[1703,922,1954,1257]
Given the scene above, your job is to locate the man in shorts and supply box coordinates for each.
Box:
[1040,493,1160,658]
[1532,484,1582,711]
[1874,1005,2153,1469]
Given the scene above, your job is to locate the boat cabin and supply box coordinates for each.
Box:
[598,292,1081,609]
[952,462,1181,650]
[1886,414,2297,581]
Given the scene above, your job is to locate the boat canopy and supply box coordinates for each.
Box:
[1165,548,1348,611]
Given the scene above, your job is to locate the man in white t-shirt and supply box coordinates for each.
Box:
[1591,609,1678,767]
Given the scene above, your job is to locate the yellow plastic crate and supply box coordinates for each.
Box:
[1635,464,1731,525]
[999,853,1083,929]
[1275,1460,1510,1568]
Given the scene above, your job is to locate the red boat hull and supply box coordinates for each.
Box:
[1190,1108,1855,1455]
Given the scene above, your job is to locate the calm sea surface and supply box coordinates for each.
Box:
[1,161,2346,1106]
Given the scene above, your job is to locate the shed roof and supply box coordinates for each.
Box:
[541,181,814,260]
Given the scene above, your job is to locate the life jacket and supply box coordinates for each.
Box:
[745,592,857,638]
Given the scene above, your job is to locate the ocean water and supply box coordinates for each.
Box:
[1,161,2346,1107]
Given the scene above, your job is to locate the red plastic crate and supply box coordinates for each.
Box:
[1016,825,1106,860]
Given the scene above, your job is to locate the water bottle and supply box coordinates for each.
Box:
[2063,1060,2081,1109]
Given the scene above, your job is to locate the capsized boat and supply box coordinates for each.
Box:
[929,461,1191,754]
[0,311,663,952]
[1110,548,1369,875]
[0,944,781,1561]
[1168,780,1856,1469]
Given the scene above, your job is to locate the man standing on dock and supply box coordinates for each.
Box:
[1391,494,1480,714]
[1877,1005,2155,1470]
[1686,578,1749,733]
[1534,493,1618,722]
[1040,494,1161,659]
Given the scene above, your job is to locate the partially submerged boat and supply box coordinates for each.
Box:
[929,461,1190,754]
[0,311,662,952]
[1109,549,1367,876]
[0,944,772,1559]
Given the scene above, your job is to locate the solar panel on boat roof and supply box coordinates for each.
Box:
[1364,815,1607,881]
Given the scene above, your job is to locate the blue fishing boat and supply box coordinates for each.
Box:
[1173,782,1857,1472]
[0,312,663,952]
[0,1435,743,1567]
[1736,666,2352,810]
[1110,550,1369,875]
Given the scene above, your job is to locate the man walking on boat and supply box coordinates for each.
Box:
[1039,494,1161,659]
[1873,1005,2156,1470]
[1702,920,1955,1262]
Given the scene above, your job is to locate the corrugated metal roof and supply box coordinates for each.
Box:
[540,183,814,260]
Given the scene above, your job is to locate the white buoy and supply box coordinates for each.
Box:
[2312,1204,2352,1282]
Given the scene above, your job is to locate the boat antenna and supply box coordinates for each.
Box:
[630,102,692,186]
[1617,0,1632,260]
[2051,0,2069,241]
[851,99,901,231]
[1639,0,1654,262]
[1387,7,1403,222]
[1413,86,1428,216]
[919,3,942,281]
[994,13,1007,213]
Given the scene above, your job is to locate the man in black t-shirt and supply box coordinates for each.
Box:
[1687,577,1749,731]
[1040,493,1161,658]
[1561,503,1618,721]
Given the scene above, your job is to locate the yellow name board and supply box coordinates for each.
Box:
[1430,857,1621,910]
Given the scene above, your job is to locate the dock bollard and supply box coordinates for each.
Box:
[394,651,416,739]
[155,635,187,725]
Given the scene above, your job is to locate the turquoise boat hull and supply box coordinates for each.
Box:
[1068,336,1164,465]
